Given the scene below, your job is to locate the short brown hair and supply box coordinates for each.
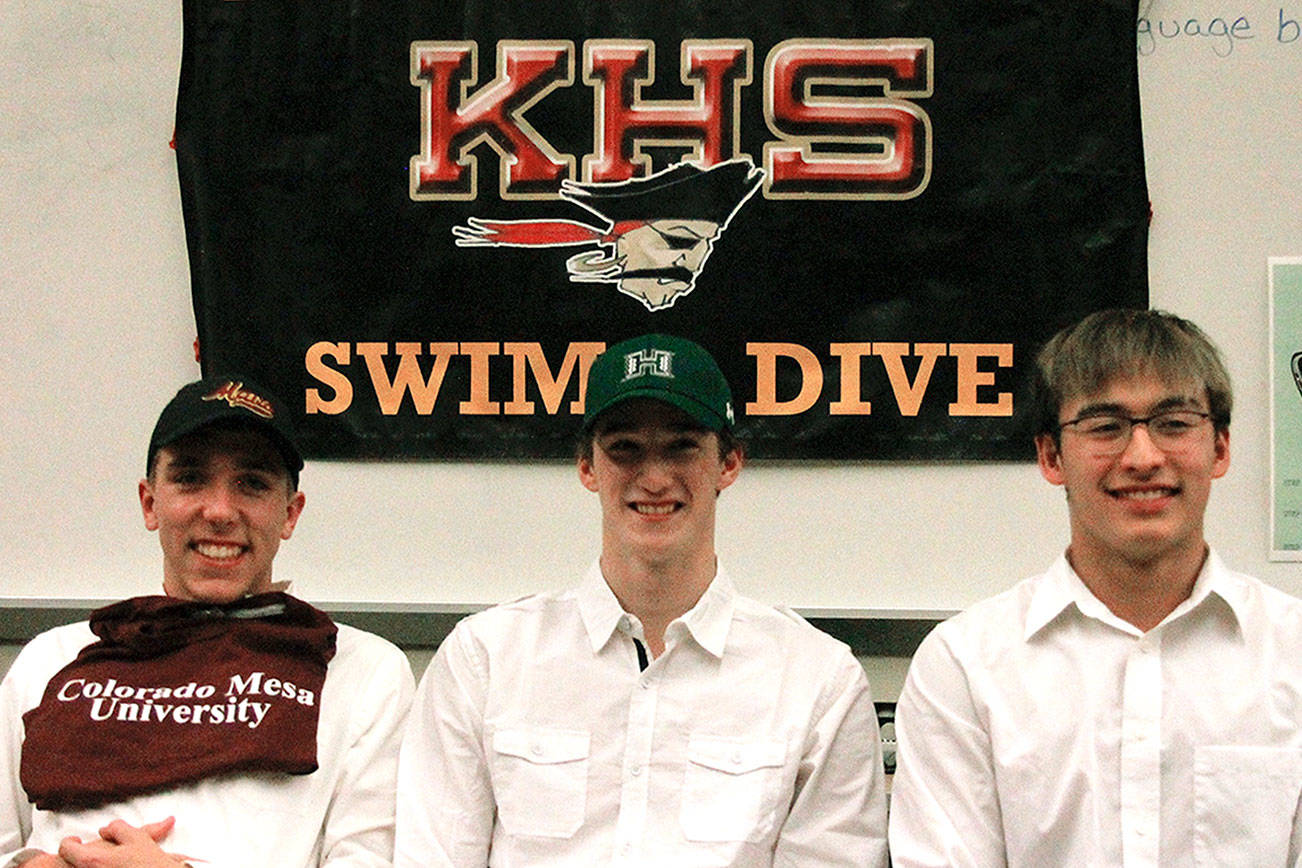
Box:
[576,416,744,463]
[1032,308,1232,439]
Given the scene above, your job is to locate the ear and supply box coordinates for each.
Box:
[1035,434,1066,487]
[281,491,306,540]
[139,479,160,531]
[577,454,599,493]
[1211,428,1230,479]
[716,446,743,493]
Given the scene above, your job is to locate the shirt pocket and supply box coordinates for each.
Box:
[680,734,787,843]
[490,726,590,838]
[1193,745,1302,867]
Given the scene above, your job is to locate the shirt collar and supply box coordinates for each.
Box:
[1024,547,1246,641]
[1023,554,1087,640]
[575,560,737,658]
[1168,548,1248,629]
[577,561,628,654]
[675,566,736,659]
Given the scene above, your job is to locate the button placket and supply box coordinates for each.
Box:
[613,664,658,863]
[1120,631,1163,866]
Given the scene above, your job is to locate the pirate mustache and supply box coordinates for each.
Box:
[616,266,698,284]
[566,252,696,285]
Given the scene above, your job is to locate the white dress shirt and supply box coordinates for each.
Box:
[396,562,887,867]
[0,619,413,868]
[889,549,1302,867]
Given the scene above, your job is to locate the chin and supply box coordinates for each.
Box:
[170,578,263,604]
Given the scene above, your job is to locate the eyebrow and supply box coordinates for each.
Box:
[162,451,283,474]
[651,223,710,240]
[595,422,708,437]
[1070,394,1205,417]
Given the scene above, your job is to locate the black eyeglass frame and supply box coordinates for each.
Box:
[1055,410,1214,451]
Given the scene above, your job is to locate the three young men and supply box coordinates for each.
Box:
[395,334,888,866]
[0,376,413,867]
[8,309,1294,866]
[890,309,1302,865]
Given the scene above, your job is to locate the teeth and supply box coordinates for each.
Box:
[195,542,242,559]
[1116,489,1173,500]
[635,503,676,515]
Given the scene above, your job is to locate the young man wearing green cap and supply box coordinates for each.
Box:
[396,334,887,867]
[0,376,413,867]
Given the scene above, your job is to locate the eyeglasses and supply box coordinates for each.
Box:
[1057,410,1213,455]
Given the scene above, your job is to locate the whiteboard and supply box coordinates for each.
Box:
[1,0,1298,614]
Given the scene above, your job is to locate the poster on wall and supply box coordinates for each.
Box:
[1270,257,1302,561]
[175,0,1149,460]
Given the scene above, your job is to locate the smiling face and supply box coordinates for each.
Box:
[578,399,741,569]
[1036,373,1229,574]
[613,219,720,310]
[140,426,305,604]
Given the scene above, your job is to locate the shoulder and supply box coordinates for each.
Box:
[443,589,578,650]
[1212,559,1302,635]
[411,592,580,706]
[1,621,97,714]
[7,621,95,680]
[16,621,96,655]
[729,595,862,675]
[468,588,577,622]
[910,574,1042,672]
[733,595,840,643]
[330,622,409,671]
[332,621,405,660]
[326,623,414,695]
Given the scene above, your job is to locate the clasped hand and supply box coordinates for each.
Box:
[23,817,197,867]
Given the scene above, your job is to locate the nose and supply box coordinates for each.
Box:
[635,452,674,491]
[200,483,239,524]
[1118,421,1165,469]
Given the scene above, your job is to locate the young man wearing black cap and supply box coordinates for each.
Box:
[0,376,413,867]
[396,334,887,867]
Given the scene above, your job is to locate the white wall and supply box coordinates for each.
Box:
[1,0,1299,614]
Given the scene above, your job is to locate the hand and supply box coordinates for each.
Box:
[57,817,194,868]
[18,854,74,867]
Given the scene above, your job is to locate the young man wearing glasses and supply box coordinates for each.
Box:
[889,309,1302,866]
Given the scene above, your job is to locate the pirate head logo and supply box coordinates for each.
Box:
[1293,352,1302,399]
[453,159,764,311]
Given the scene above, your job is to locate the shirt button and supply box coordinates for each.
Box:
[630,765,642,777]
[530,743,543,756]
[731,750,743,765]
[639,678,650,690]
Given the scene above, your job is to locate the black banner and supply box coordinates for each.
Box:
[176,0,1148,460]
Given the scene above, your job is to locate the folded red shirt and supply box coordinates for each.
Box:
[20,592,337,811]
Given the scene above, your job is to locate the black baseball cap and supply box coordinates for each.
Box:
[147,375,304,487]
[583,334,734,432]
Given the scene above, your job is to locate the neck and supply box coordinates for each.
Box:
[1067,541,1209,632]
[599,548,716,656]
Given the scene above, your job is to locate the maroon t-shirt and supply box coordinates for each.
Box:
[20,592,337,811]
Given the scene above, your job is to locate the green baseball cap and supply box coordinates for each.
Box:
[583,334,735,431]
